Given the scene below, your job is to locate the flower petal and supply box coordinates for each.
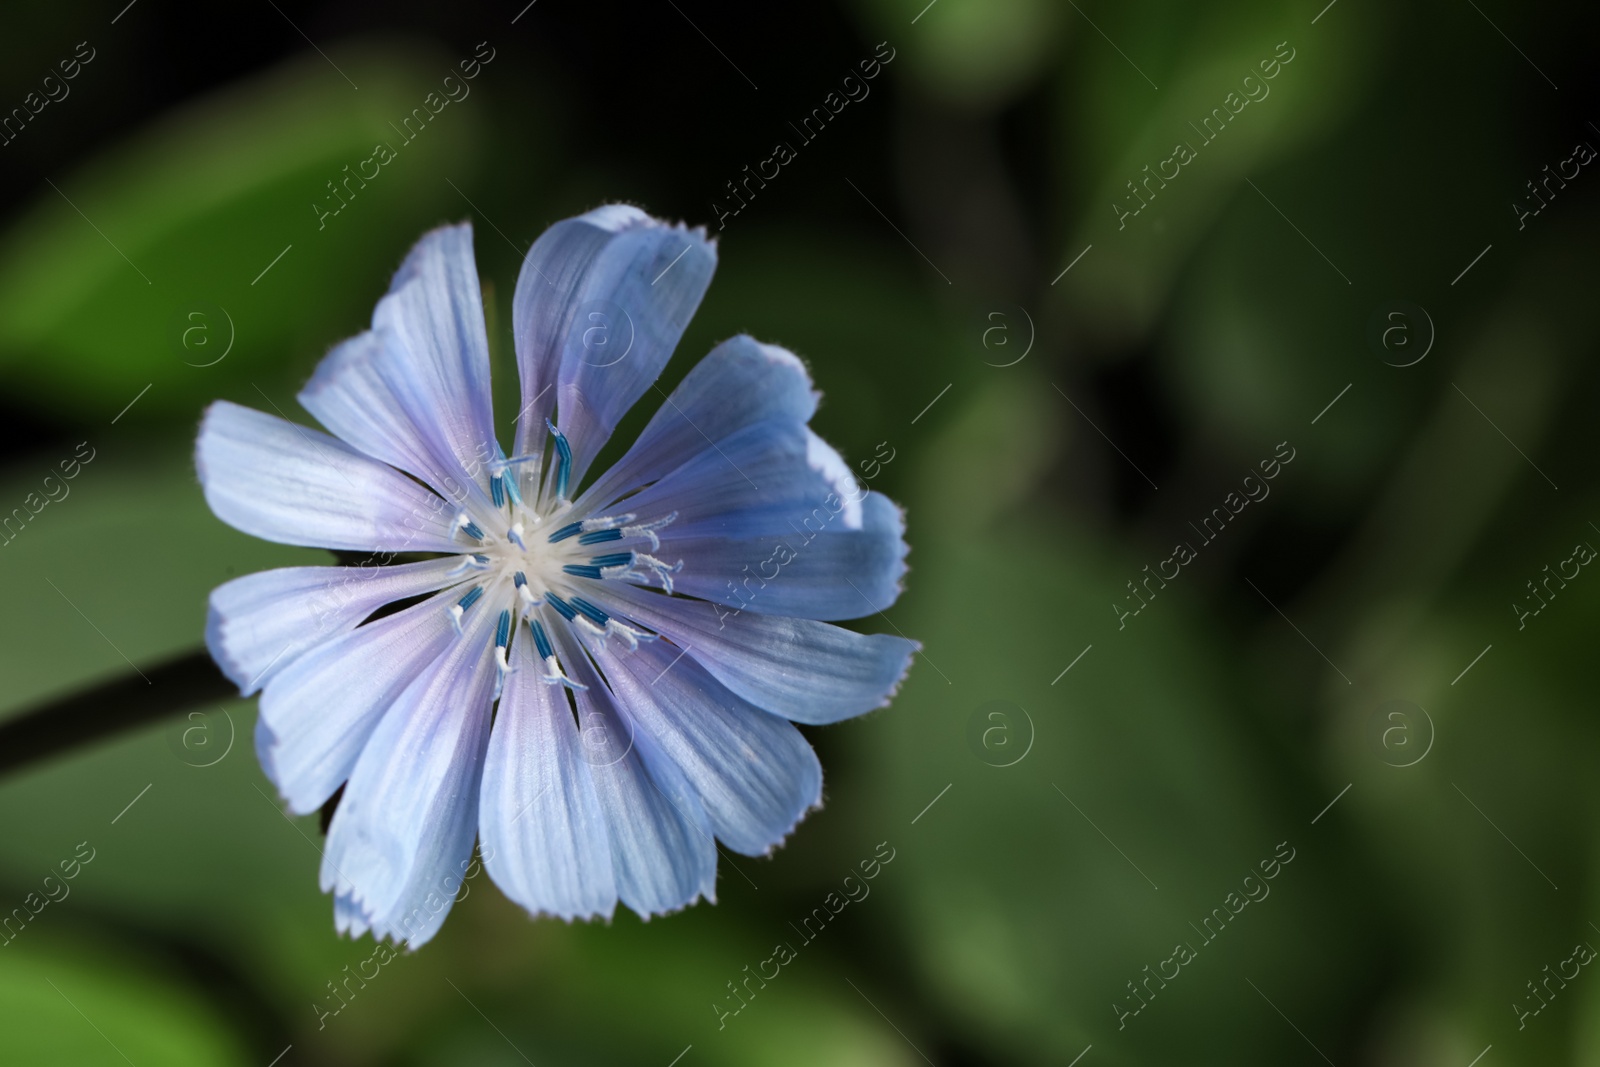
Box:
[659,491,908,621]
[616,419,865,541]
[596,583,919,725]
[589,638,821,857]
[555,627,717,916]
[511,206,716,491]
[320,605,498,947]
[207,558,467,695]
[256,588,460,814]
[479,628,618,922]
[509,206,642,464]
[298,327,495,516]
[365,223,500,492]
[196,401,461,552]
[577,335,817,512]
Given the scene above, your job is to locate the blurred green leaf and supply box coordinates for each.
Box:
[848,0,1064,107]
[0,935,248,1065]
[0,40,490,420]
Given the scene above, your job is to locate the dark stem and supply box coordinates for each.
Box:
[0,649,236,777]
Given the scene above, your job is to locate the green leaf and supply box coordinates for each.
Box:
[0,935,249,1066]
[0,41,492,420]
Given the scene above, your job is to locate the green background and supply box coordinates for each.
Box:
[0,0,1596,1063]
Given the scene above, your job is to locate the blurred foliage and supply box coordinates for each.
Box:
[1,0,1598,1063]
[0,42,489,422]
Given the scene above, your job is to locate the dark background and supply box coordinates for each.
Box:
[1,0,1598,1063]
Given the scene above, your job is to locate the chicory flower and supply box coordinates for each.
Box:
[197,206,914,945]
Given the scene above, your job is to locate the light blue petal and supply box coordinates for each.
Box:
[597,583,919,725]
[256,588,459,814]
[364,223,500,496]
[320,605,498,947]
[513,206,715,491]
[590,638,821,857]
[661,491,908,621]
[479,627,618,922]
[554,627,717,917]
[509,206,646,465]
[618,419,867,542]
[577,335,817,512]
[207,558,466,695]
[299,326,495,517]
[196,401,460,553]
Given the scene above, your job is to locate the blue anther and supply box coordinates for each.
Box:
[563,565,604,580]
[457,586,484,611]
[473,554,490,565]
[569,597,609,626]
[578,528,623,546]
[462,520,486,541]
[545,418,573,500]
[529,619,554,659]
[547,521,583,543]
[490,475,505,508]
[589,552,634,569]
[544,593,577,621]
[494,609,512,649]
[501,471,523,507]
[513,571,527,588]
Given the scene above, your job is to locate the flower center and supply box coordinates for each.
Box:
[438,422,681,693]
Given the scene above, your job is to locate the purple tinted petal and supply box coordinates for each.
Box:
[577,335,817,512]
[363,223,500,497]
[196,401,460,553]
[299,326,495,516]
[256,588,459,814]
[617,419,865,542]
[554,627,717,917]
[480,629,618,922]
[320,605,498,947]
[511,206,715,492]
[596,583,918,725]
[207,558,466,695]
[589,638,821,857]
[662,491,908,621]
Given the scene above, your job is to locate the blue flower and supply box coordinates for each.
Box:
[197,206,916,946]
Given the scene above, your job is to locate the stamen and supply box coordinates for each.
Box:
[620,511,678,552]
[544,593,578,621]
[494,608,512,649]
[493,609,512,699]
[543,655,587,690]
[527,619,586,689]
[574,614,608,639]
[569,596,609,626]
[548,512,640,543]
[490,475,505,508]
[603,617,654,651]
[589,552,634,571]
[529,618,554,659]
[507,521,527,549]
[546,419,573,501]
[445,553,492,577]
[454,513,486,542]
[450,585,483,635]
[633,552,683,595]
[547,521,583,543]
[563,564,604,580]
[578,528,623,546]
